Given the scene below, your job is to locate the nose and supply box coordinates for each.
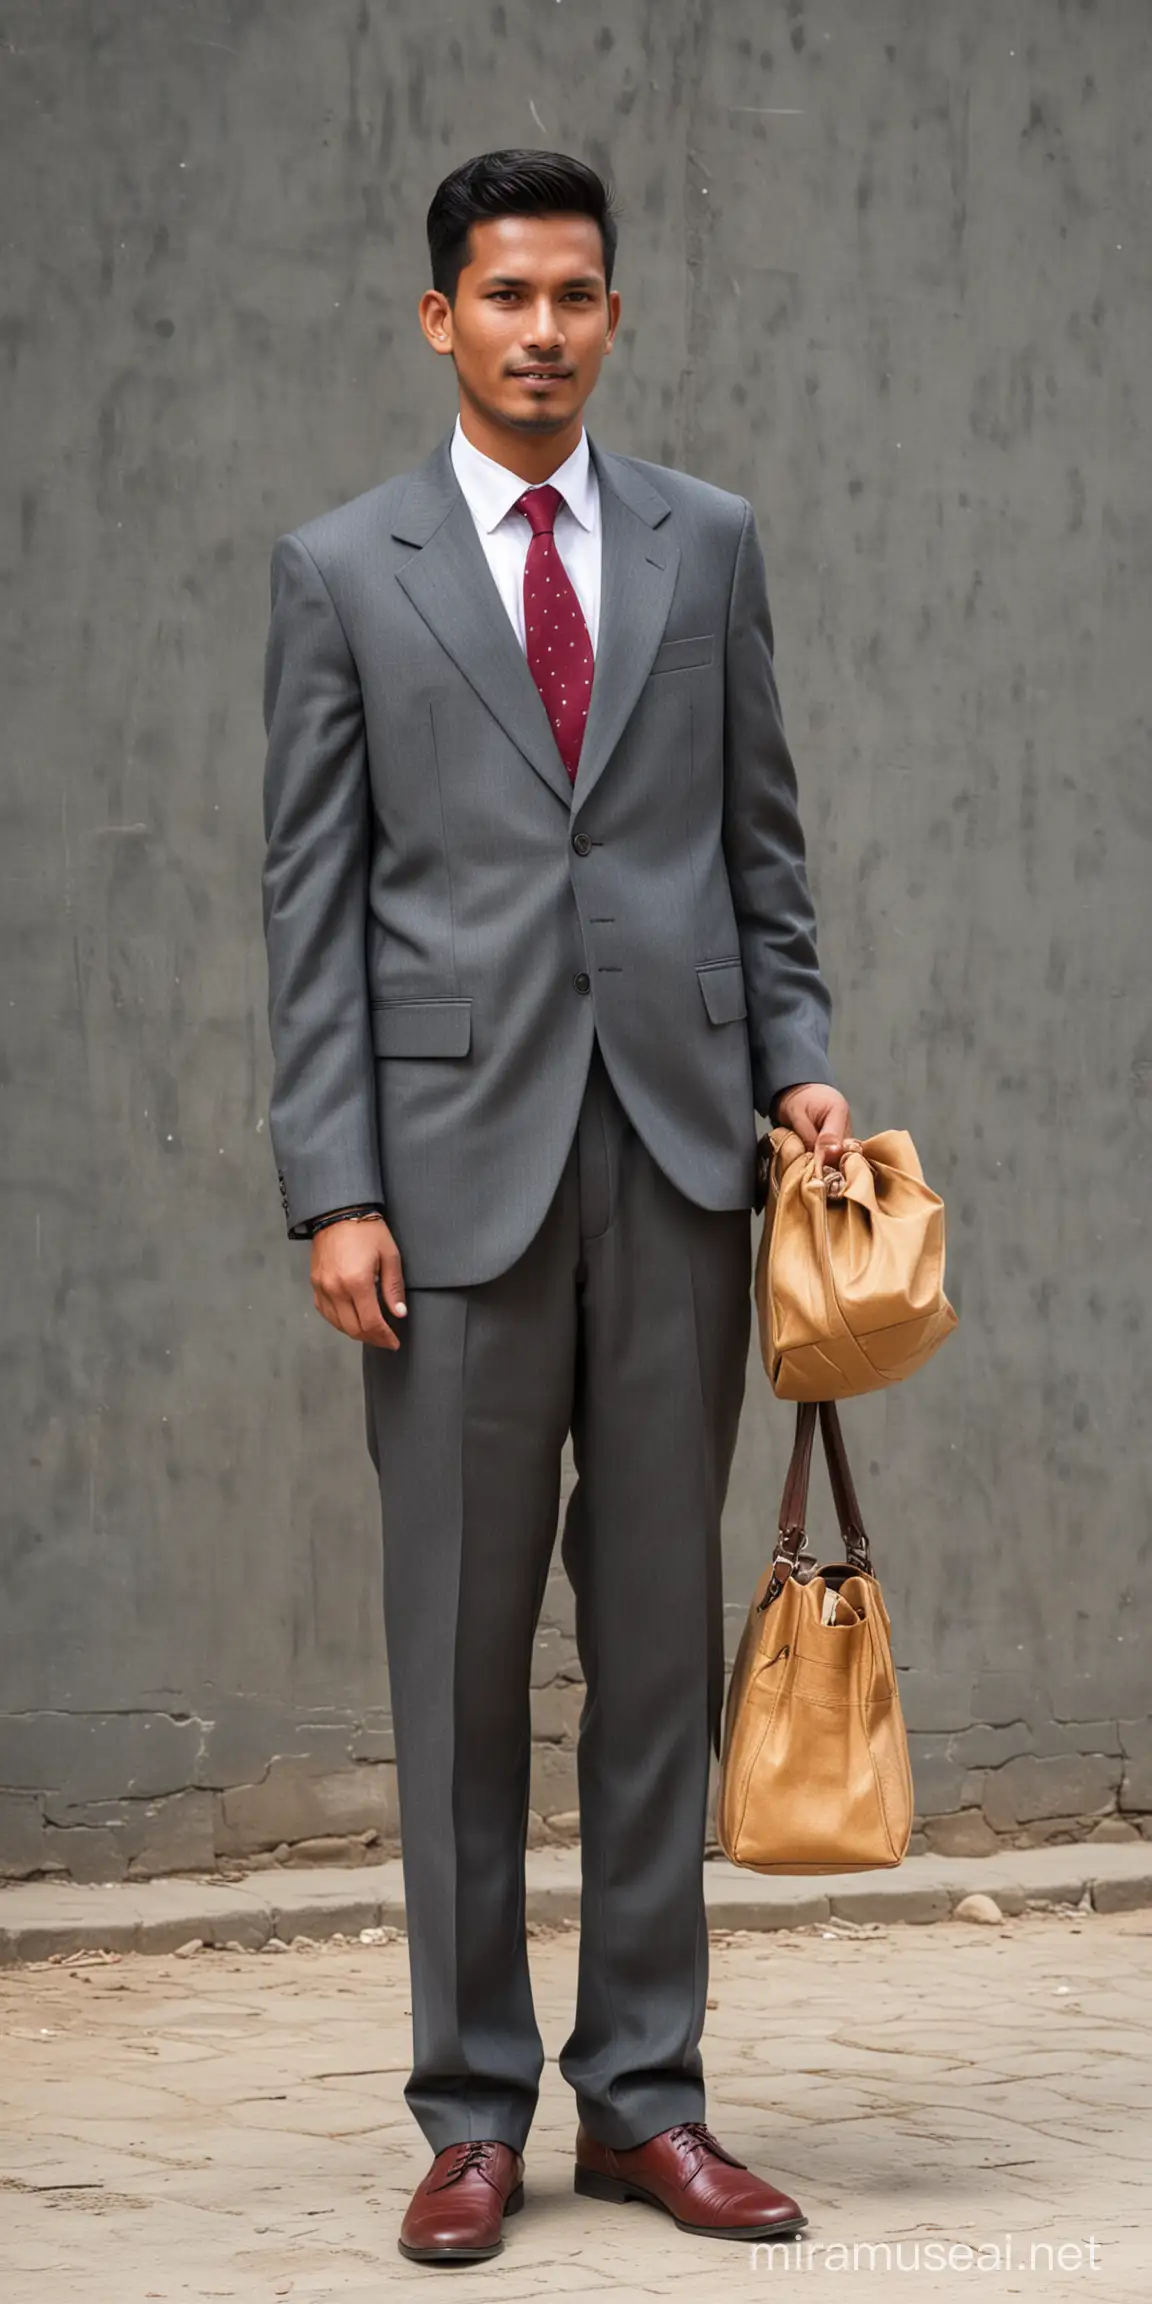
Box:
[525,301,564,351]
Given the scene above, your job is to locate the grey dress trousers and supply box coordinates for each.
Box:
[362,1032,752,2154]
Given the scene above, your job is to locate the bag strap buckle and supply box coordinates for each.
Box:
[760,1521,818,1610]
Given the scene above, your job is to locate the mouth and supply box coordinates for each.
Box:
[511,369,571,387]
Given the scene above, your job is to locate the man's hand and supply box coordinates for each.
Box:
[310,1218,408,1349]
[771,1082,853,1179]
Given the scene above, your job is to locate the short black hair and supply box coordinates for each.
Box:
[427,148,618,305]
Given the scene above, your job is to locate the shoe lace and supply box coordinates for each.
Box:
[669,2120,723,2157]
[446,2139,499,2182]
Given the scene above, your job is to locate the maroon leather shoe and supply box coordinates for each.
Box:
[574,2119,806,2242]
[398,2138,525,2263]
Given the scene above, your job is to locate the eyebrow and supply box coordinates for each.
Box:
[481,273,601,288]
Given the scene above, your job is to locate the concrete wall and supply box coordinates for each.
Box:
[2,0,1149,1883]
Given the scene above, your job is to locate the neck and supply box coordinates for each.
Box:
[456,401,586,483]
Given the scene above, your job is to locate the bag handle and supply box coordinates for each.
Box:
[777,1397,819,1537]
[818,1401,872,1577]
[760,1401,873,1609]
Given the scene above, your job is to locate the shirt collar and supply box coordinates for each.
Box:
[450,413,597,534]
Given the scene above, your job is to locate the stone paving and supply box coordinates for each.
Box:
[1,1910,1149,2303]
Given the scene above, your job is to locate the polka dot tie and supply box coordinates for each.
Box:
[514,483,594,784]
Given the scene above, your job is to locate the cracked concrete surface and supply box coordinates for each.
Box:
[1,1910,1148,2301]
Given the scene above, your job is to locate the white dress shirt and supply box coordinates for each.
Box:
[449,412,601,657]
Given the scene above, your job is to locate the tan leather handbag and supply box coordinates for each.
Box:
[755,1126,958,1401]
[717,1400,913,1875]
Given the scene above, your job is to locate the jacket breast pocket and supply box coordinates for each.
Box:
[371,999,472,1057]
[649,633,714,675]
[697,960,747,1025]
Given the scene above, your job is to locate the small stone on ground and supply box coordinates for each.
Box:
[953,1891,1004,1925]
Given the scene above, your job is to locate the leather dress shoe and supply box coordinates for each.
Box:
[398,2138,525,2263]
[574,2119,806,2242]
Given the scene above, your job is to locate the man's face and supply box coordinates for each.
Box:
[421,212,619,436]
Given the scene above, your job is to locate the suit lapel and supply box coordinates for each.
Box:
[392,440,573,807]
[573,436,680,813]
[390,428,679,815]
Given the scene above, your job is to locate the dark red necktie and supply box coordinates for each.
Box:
[514,483,594,783]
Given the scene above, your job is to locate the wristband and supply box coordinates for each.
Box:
[308,1204,386,1237]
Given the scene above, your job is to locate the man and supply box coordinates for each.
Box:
[262,149,850,2266]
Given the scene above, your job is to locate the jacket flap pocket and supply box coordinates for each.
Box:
[697,960,747,1026]
[650,632,714,674]
[371,1000,472,1058]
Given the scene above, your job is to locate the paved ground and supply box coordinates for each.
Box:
[1,1909,1149,2302]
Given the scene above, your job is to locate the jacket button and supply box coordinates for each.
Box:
[573,971,591,995]
[571,830,592,856]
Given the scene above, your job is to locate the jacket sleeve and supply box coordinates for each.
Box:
[261,532,384,1237]
[722,497,838,1121]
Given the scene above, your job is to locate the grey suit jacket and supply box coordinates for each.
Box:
[261,426,837,1287]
